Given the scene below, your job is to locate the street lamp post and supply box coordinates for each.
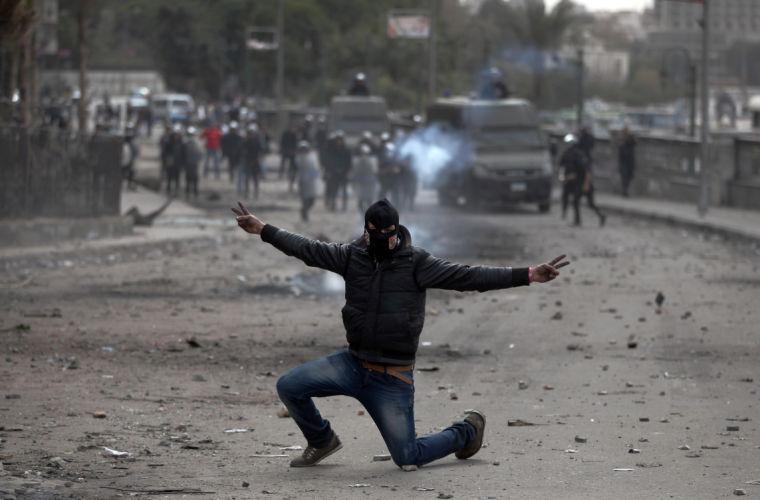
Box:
[697,0,710,217]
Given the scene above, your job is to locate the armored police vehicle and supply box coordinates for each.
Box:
[427,97,552,212]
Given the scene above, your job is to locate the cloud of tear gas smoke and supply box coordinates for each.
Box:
[393,124,473,183]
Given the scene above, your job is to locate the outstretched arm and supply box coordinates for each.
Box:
[231,201,351,275]
[416,253,569,291]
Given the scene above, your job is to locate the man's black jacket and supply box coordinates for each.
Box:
[261,224,530,365]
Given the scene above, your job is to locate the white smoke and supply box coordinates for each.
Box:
[393,124,473,184]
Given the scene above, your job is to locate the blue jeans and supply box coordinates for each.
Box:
[276,349,476,467]
[203,148,220,179]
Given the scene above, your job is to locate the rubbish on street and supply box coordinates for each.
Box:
[103,447,130,457]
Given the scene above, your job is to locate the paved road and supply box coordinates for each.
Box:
[1,175,759,499]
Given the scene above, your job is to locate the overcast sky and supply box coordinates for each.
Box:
[547,0,653,11]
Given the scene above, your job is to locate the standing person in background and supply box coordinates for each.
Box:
[201,122,222,179]
[576,126,605,226]
[166,125,185,197]
[323,133,340,212]
[398,155,418,211]
[617,127,636,197]
[184,126,202,199]
[226,122,244,188]
[351,144,379,213]
[121,126,139,191]
[159,122,172,189]
[279,124,299,190]
[332,133,353,212]
[559,134,605,227]
[241,124,264,200]
[295,141,320,222]
[220,124,233,183]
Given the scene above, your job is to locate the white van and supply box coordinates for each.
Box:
[151,93,195,124]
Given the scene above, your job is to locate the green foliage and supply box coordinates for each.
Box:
[51,0,676,112]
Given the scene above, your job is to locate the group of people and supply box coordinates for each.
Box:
[287,123,417,223]
[158,120,270,199]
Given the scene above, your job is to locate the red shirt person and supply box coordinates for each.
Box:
[201,124,222,178]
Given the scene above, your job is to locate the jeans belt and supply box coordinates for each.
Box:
[360,360,415,385]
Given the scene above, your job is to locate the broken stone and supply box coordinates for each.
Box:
[734,489,747,496]
[48,457,65,468]
[727,426,740,432]
[551,312,563,320]
[543,384,554,391]
[449,392,458,401]
[438,494,454,499]
[242,481,249,488]
[678,445,690,450]
[92,411,107,419]
[628,448,641,454]
[276,407,290,418]
[574,436,587,443]
[518,380,529,390]
[4,394,20,400]
[373,454,391,462]
[508,419,535,427]
[186,338,201,348]
[639,417,649,422]
[192,374,206,382]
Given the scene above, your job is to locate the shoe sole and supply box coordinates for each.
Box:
[456,409,486,459]
[289,442,343,468]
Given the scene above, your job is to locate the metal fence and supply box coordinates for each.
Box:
[0,126,122,219]
[548,130,756,208]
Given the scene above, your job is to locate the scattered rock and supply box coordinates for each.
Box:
[734,489,746,496]
[448,392,458,400]
[508,419,535,427]
[628,448,641,454]
[242,481,249,488]
[543,384,554,391]
[574,435,587,443]
[551,312,563,320]
[48,457,65,468]
[192,374,206,382]
[373,454,391,462]
[92,411,107,419]
[678,444,690,451]
[276,407,290,418]
[639,417,650,422]
[727,426,740,432]
[5,394,21,400]
[518,380,529,390]
[357,410,365,416]
[438,494,453,499]
[186,338,202,348]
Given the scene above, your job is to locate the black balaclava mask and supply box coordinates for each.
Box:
[364,199,400,260]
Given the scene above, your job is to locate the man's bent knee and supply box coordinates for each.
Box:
[276,374,299,401]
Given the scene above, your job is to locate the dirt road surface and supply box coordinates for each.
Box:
[2,175,759,499]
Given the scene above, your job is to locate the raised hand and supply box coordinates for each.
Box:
[230,201,265,235]
[530,254,570,283]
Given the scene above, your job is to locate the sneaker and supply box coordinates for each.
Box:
[455,409,486,459]
[289,434,342,467]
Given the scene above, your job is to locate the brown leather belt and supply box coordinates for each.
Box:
[360,360,415,385]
